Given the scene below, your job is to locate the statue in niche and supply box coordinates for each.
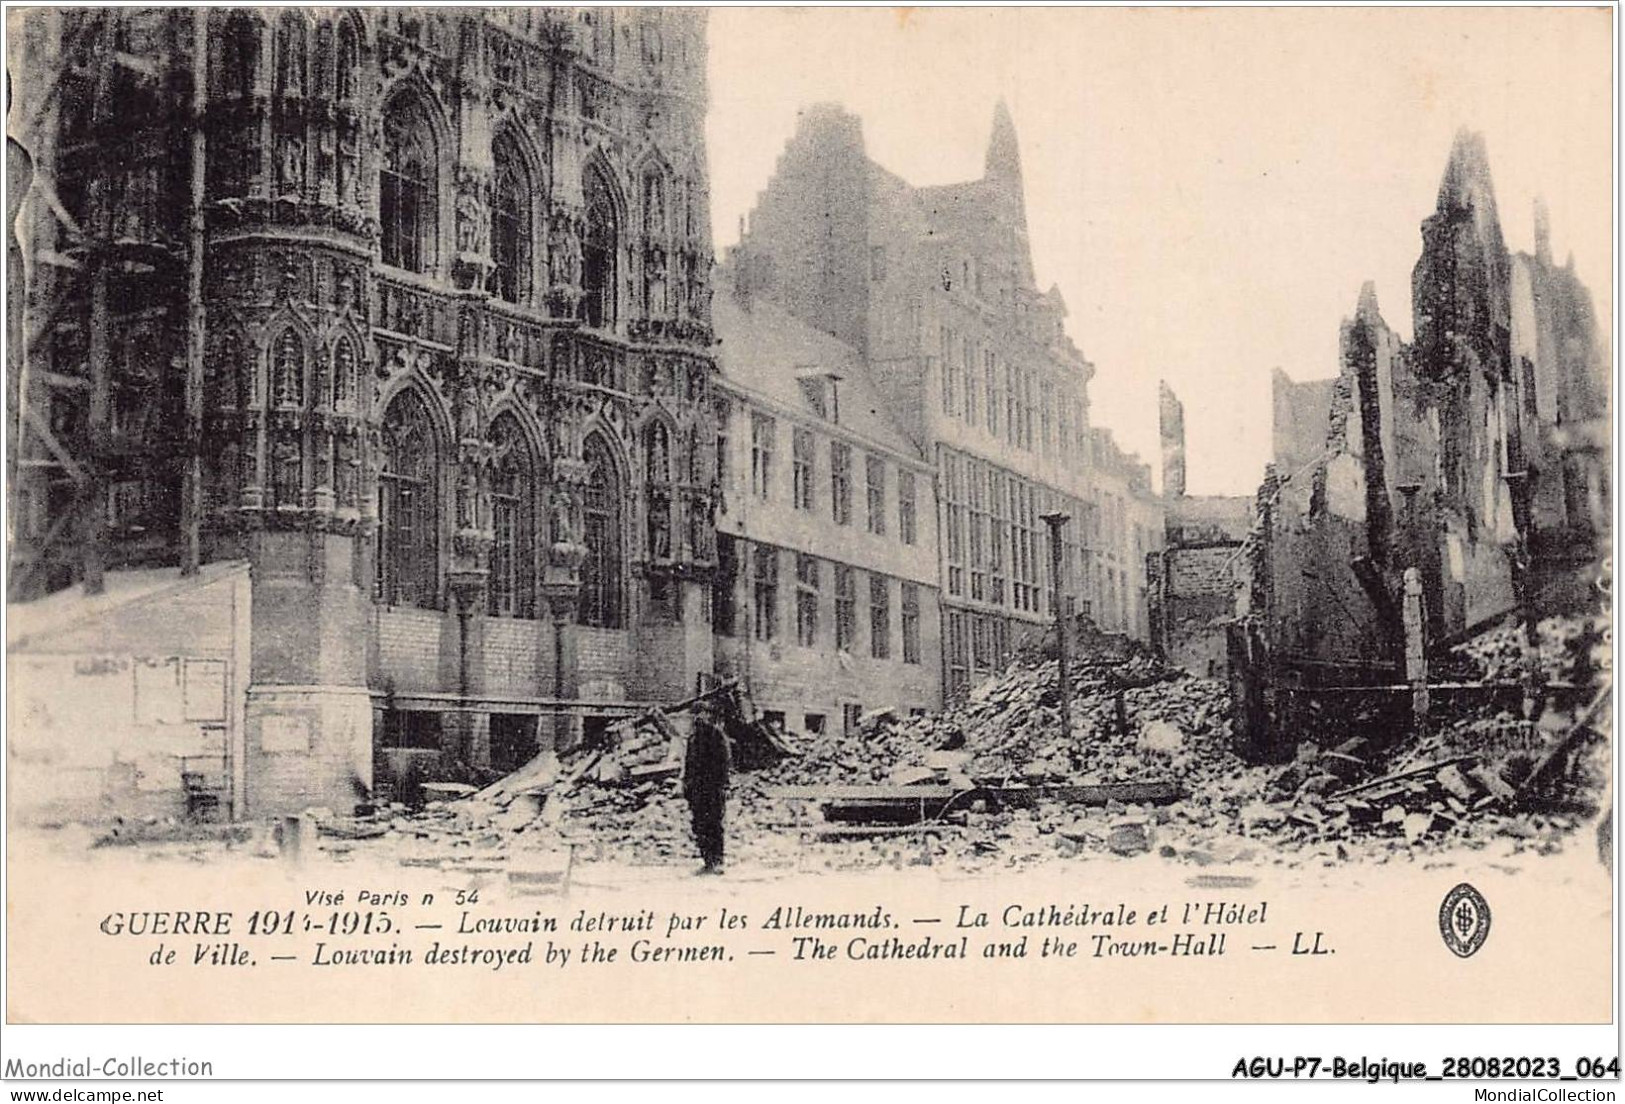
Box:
[550,221,581,291]
[279,132,306,196]
[550,487,578,547]
[456,191,487,256]
[338,130,362,208]
[647,489,671,560]
[336,436,359,507]
[316,127,336,199]
[272,434,303,507]
[456,464,477,530]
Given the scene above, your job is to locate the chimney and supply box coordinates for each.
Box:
[1158,380,1186,499]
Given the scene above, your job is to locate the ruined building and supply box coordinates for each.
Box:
[8,8,720,818]
[723,102,1161,698]
[1236,131,1610,755]
[1148,381,1253,678]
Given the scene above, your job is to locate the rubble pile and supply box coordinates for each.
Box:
[1253,613,1611,857]
[340,613,1607,873]
[759,654,1240,792]
[1453,613,1611,686]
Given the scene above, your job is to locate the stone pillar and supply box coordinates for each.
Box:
[446,566,490,770]
[541,538,586,754]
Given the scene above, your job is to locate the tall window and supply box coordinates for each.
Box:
[1040,380,1054,454]
[381,95,437,273]
[1004,362,1018,445]
[795,554,820,647]
[865,454,886,536]
[750,413,775,499]
[713,533,739,636]
[968,462,987,601]
[945,611,967,697]
[943,453,965,597]
[274,12,306,98]
[940,327,957,415]
[869,574,890,659]
[901,583,921,664]
[713,397,731,487]
[834,565,856,651]
[579,435,623,628]
[752,544,778,642]
[989,474,1008,606]
[487,414,535,618]
[378,390,440,609]
[985,350,1000,436]
[963,339,979,426]
[831,442,852,526]
[335,18,360,104]
[581,165,618,328]
[898,470,917,545]
[491,132,533,305]
[791,427,814,511]
[209,11,260,101]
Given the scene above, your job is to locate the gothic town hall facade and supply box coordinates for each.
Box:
[8,9,721,816]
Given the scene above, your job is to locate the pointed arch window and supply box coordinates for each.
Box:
[491,132,533,305]
[378,390,441,609]
[314,22,334,99]
[208,11,261,100]
[336,19,361,105]
[581,165,618,329]
[274,13,306,98]
[381,95,438,274]
[488,414,537,619]
[579,435,624,628]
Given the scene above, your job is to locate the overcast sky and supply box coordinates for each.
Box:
[704,7,1612,496]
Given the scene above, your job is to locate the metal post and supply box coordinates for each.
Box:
[1041,511,1072,738]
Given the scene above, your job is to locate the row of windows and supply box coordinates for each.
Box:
[374,390,625,627]
[746,413,919,544]
[206,14,697,325]
[380,96,615,324]
[945,608,1012,699]
[939,448,1090,617]
[938,327,1088,459]
[209,11,363,105]
[713,535,923,665]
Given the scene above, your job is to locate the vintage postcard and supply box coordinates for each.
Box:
[1,2,1614,1060]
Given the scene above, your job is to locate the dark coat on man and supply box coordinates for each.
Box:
[683,709,732,869]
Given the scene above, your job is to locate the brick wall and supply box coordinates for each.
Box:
[482,617,548,696]
[374,606,447,691]
[578,626,631,686]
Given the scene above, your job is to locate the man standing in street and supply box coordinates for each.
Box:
[683,695,732,874]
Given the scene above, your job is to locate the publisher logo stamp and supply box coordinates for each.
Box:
[1440,883,1491,958]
